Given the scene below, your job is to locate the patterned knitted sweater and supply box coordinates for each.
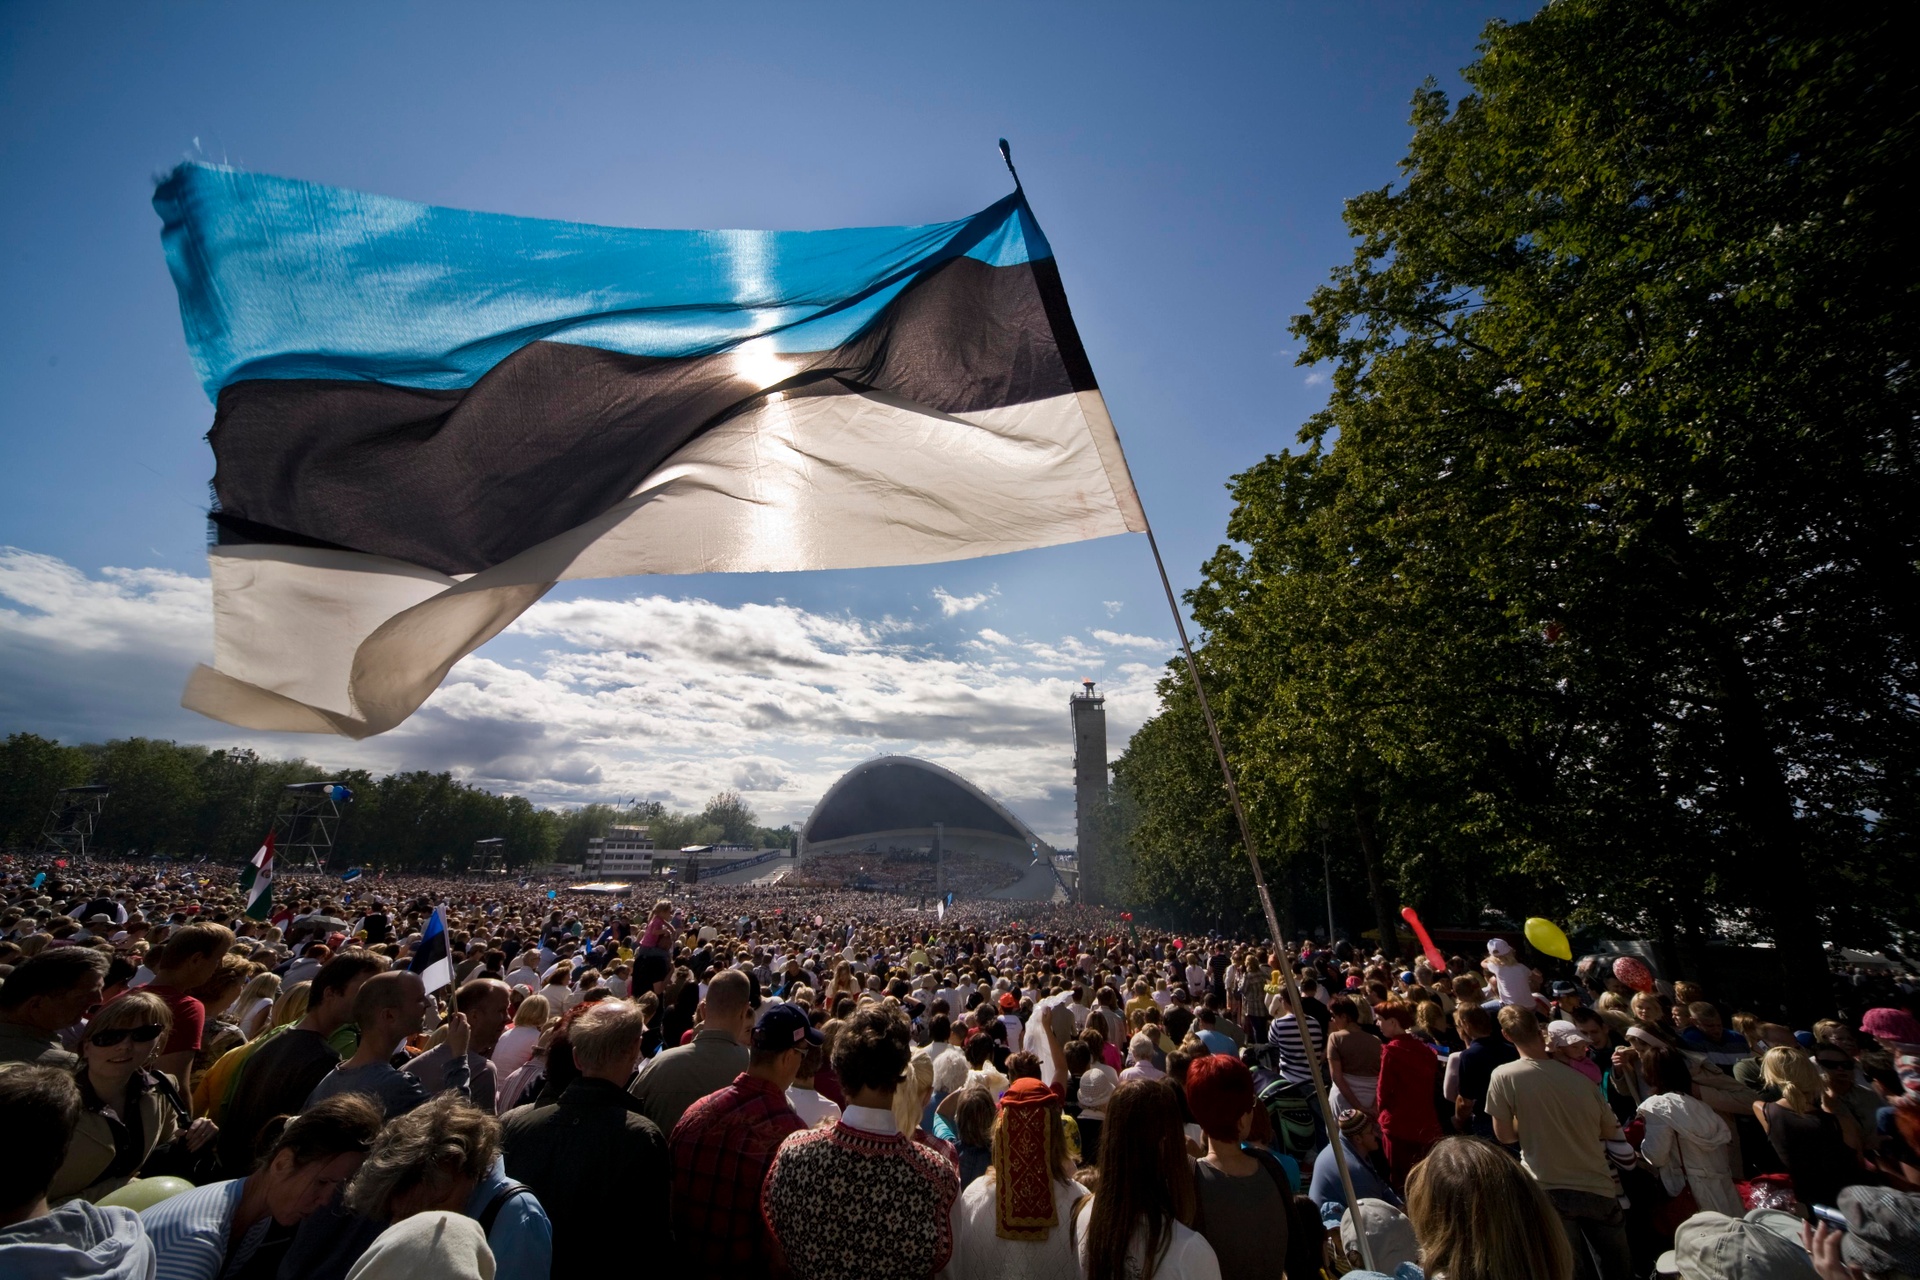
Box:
[762,1120,959,1280]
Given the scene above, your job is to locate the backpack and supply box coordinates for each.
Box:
[1257,1077,1319,1163]
[478,1179,533,1234]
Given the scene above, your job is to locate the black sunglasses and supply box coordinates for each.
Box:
[89,1024,164,1048]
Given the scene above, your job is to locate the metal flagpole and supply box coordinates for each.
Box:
[1140,524,1377,1273]
[1000,137,1376,1269]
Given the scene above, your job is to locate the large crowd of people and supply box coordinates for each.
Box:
[1,852,1917,1280]
[784,847,1024,897]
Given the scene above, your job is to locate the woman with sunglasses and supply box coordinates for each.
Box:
[42,991,218,1205]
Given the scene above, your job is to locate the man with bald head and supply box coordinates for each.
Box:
[404,978,509,1110]
[305,971,457,1117]
[629,968,753,1135]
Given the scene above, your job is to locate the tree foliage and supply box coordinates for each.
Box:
[1114,1,1917,1011]
[0,732,795,871]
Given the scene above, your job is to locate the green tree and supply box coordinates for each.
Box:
[700,791,757,846]
[1119,0,1918,1016]
[88,739,207,855]
[0,733,92,847]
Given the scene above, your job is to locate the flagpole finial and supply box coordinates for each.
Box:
[997,138,1022,192]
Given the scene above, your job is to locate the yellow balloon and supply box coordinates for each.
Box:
[97,1176,195,1211]
[1524,917,1572,961]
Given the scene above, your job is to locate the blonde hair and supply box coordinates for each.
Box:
[891,1051,934,1137]
[273,981,312,1028]
[1761,1046,1824,1114]
[512,993,551,1029]
[87,989,173,1042]
[235,971,281,1009]
[1406,1136,1573,1280]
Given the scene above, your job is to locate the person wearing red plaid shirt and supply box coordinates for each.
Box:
[669,1002,817,1272]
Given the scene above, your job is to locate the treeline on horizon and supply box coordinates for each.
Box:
[0,732,794,870]
[1106,1,1916,1018]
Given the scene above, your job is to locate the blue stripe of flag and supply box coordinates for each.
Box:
[156,163,1051,397]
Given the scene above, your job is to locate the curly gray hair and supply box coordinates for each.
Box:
[344,1093,500,1218]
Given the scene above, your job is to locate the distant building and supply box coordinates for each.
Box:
[584,824,654,878]
[797,756,1066,903]
[1071,680,1109,905]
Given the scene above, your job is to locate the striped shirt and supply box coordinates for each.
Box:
[1268,1013,1326,1086]
[140,1178,265,1280]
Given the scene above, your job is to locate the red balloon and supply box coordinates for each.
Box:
[1400,906,1447,972]
[1612,955,1656,993]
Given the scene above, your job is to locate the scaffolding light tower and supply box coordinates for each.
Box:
[41,785,109,858]
[275,782,352,872]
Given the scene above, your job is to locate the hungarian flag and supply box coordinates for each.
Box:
[239,832,274,920]
[155,163,1145,737]
[409,907,452,994]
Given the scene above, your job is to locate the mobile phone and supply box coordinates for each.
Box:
[1811,1205,1848,1233]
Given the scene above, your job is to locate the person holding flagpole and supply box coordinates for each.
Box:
[403,908,511,1110]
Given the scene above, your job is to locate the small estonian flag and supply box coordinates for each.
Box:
[341,867,363,883]
[409,906,452,993]
[240,833,275,921]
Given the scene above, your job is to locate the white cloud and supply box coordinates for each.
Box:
[0,548,209,654]
[1021,635,1105,667]
[1304,370,1328,387]
[931,585,997,617]
[0,549,1164,845]
[1091,629,1171,651]
[1103,600,1124,617]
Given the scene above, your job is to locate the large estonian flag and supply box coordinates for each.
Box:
[409,907,452,994]
[155,164,1145,737]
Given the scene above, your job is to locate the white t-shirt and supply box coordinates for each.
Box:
[1072,1201,1222,1280]
[787,1085,842,1128]
[1490,959,1534,1006]
[492,1024,542,1077]
[967,1065,1010,1099]
[948,1172,1086,1280]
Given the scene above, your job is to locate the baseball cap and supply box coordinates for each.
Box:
[1339,1200,1421,1274]
[1656,1211,1816,1279]
[1487,937,1514,957]
[752,1002,823,1052]
[1839,1185,1920,1277]
[1552,980,1580,996]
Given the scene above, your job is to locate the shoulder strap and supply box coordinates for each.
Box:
[148,1068,191,1124]
[1244,1145,1296,1205]
[478,1180,531,1234]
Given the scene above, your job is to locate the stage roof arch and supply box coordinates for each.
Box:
[801,755,1044,849]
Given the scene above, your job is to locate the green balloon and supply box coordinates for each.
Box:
[97,1176,195,1211]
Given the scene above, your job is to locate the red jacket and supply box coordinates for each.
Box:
[1376,1033,1443,1144]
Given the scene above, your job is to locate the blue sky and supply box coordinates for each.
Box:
[0,1,1533,844]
